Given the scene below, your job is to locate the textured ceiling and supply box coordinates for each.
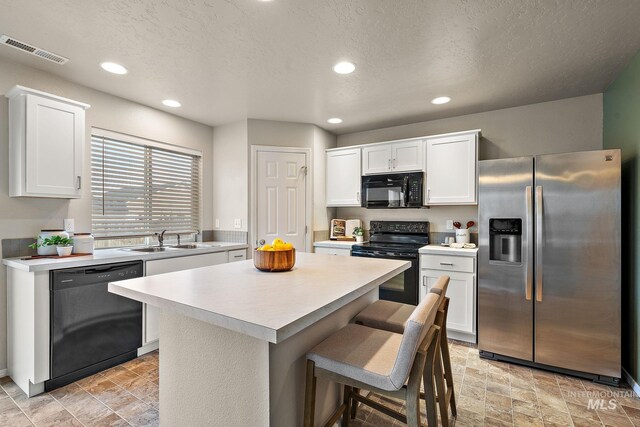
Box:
[0,0,639,134]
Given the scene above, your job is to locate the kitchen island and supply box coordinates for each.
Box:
[108,252,409,427]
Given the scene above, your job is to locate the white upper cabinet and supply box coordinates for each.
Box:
[362,139,423,175]
[362,144,392,174]
[6,86,90,198]
[326,147,362,206]
[425,131,479,205]
[391,139,424,172]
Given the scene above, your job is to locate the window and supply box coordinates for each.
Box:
[91,129,201,245]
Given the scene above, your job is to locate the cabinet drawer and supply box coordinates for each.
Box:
[228,249,247,262]
[314,246,351,256]
[420,254,474,273]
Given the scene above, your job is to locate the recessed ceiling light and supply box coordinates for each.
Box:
[333,62,355,74]
[431,96,451,105]
[327,118,343,124]
[162,99,181,108]
[100,62,127,75]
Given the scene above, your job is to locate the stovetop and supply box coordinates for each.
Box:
[351,220,430,254]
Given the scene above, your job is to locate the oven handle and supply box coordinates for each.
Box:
[351,251,418,260]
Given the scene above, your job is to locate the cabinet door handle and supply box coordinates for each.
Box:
[76,176,81,190]
[356,191,360,202]
[393,158,397,168]
[233,255,244,258]
[427,188,430,202]
[422,276,427,287]
[439,262,454,266]
[388,159,391,170]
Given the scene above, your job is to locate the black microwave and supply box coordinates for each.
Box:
[361,172,424,208]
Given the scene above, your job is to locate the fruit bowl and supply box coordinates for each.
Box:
[253,248,296,272]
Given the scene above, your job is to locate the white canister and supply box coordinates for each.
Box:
[72,233,95,254]
[37,230,70,256]
[455,228,470,244]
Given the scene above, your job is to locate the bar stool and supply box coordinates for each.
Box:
[304,293,441,427]
[353,276,456,426]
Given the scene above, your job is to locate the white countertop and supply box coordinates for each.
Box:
[2,242,248,272]
[419,244,479,257]
[313,240,366,249]
[109,252,409,344]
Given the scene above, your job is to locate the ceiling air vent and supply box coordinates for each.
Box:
[0,35,68,65]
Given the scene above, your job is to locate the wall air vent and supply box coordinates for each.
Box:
[0,35,69,65]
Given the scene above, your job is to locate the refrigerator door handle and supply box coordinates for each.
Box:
[525,186,533,301]
[535,185,543,302]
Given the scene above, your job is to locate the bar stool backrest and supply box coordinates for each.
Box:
[387,292,440,389]
[428,275,450,299]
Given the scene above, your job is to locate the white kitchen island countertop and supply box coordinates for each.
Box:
[109,252,408,343]
[108,252,409,426]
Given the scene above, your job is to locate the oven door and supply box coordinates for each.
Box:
[351,251,419,305]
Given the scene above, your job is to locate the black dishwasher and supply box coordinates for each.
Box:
[47,261,143,391]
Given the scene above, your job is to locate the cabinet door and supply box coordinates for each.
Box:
[326,148,362,206]
[391,140,424,172]
[25,94,84,198]
[420,269,475,335]
[362,144,392,175]
[314,246,351,256]
[144,252,228,344]
[425,133,477,205]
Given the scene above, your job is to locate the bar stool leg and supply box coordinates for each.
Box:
[350,388,359,419]
[434,347,450,426]
[422,332,439,427]
[343,385,352,427]
[440,304,457,418]
[304,360,317,427]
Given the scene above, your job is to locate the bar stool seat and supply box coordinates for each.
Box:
[304,293,441,427]
[353,275,456,426]
[308,324,407,391]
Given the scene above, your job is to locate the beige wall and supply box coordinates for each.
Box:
[212,119,337,242]
[212,120,249,231]
[336,94,604,232]
[0,58,214,371]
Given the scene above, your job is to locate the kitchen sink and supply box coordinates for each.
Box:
[171,244,201,249]
[124,247,174,253]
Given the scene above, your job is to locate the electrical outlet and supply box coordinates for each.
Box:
[234,219,242,229]
[63,218,75,233]
[446,220,454,230]
[215,219,220,228]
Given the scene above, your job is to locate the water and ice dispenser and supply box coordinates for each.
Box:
[489,218,522,263]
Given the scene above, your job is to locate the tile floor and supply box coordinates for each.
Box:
[0,343,638,426]
[351,341,640,427]
[0,350,159,427]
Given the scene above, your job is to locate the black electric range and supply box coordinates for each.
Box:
[351,221,429,305]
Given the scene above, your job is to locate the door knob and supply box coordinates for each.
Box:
[259,239,266,246]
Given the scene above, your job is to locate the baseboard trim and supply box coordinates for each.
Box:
[0,369,7,378]
[622,368,640,398]
[138,341,159,356]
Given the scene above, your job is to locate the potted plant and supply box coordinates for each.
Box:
[29,235,74,256]
[353,226,364,243]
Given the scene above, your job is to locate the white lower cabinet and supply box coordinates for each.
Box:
[314,246,351,256]
[143,252,228,345]
[420,252,477,343]
[227,249,247,262]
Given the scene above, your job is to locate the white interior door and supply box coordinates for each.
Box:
[256,150,307,251]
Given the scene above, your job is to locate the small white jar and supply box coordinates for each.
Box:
[455,228,470,244]
[72,233,95,254]
[37,230,69,256]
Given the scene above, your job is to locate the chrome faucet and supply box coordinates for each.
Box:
[155,230,167,247]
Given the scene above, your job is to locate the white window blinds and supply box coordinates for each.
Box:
[91,131,201,239]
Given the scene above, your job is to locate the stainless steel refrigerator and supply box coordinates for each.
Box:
[478,149,621,384]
